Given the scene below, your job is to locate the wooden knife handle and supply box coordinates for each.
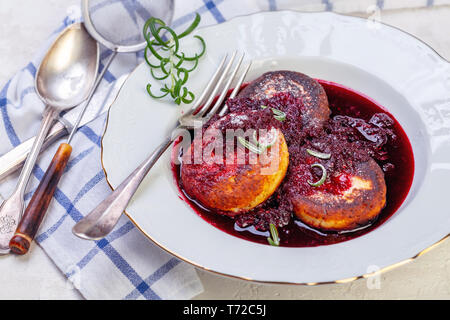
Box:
[9,143,72,255]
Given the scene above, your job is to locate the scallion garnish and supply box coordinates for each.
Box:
[267,223,280,246]
[306,149,331,160]
[260,105,287,122]
[308,163,327,187]
[143,13,206,105]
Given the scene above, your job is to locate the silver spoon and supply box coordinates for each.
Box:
[0,23,99,254]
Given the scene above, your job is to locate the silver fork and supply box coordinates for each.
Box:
[72,52,252,240]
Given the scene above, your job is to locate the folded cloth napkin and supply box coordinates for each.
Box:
[0,0,448,300]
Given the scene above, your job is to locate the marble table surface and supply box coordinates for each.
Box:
[0,0,449,299]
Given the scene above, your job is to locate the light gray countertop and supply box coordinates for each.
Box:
[0,0,449,299]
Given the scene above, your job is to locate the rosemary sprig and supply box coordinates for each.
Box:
[308,163,327,187]
[143,13,206,105]
[260,105,286,122]
[306,149,331,160]
[267,223,280,246]
[237,136,264,154]
[238,129,278,154]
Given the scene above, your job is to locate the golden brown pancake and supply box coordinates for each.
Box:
[291,159,386,231]
[238,70,331,130]
[181,114,289,216]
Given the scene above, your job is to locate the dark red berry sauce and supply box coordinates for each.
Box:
[172,79,415,247]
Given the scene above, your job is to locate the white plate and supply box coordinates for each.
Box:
[102,11,450,284]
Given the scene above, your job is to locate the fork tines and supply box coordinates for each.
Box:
[192,52,252,120]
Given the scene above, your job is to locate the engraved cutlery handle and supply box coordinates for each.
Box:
[0,190,23,254]
[0,107,58,254]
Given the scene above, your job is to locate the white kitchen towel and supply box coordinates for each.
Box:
[0,0,448,300]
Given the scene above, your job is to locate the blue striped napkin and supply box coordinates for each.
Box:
[0,0,448,300]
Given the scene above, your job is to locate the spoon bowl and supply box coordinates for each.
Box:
[36,23,99,109]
